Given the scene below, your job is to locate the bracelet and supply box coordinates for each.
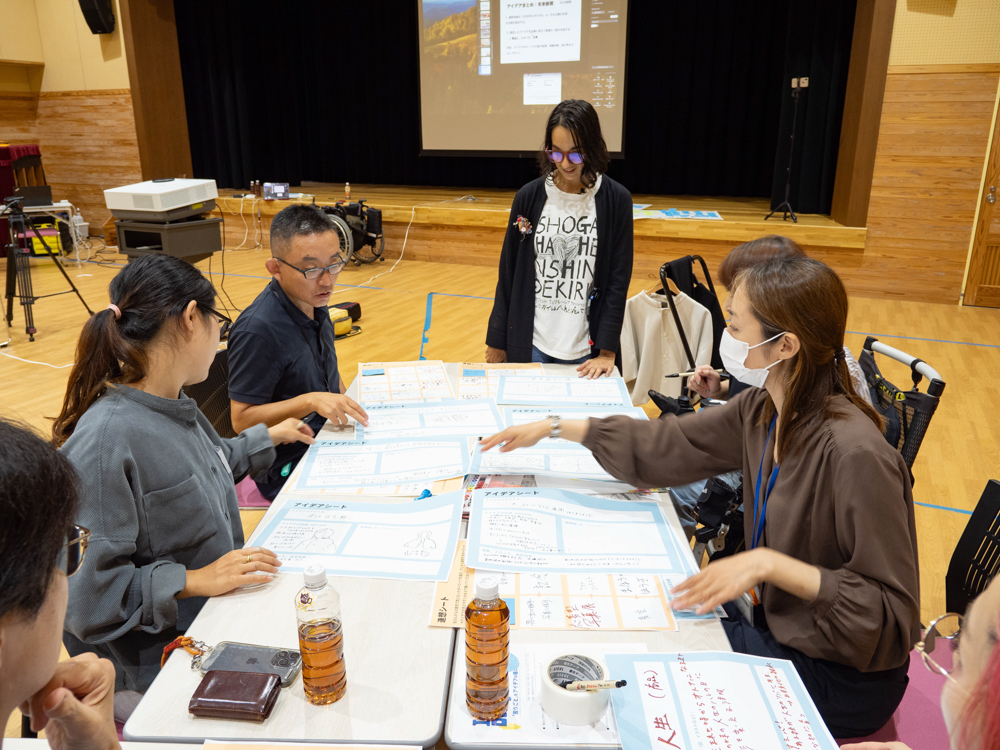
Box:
[547,414,562,440]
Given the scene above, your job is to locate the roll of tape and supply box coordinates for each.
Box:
[539,654,610,726]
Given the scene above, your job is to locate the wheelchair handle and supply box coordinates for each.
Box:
[864,336,946,397]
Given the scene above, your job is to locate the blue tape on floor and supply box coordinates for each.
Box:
[419,291,492,360]
[913,501,974,515]
[847,330,1000,350]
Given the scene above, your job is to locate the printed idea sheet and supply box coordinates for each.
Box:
[247,491,464,580]
[496,375,632,407]
[606,652,838,750]
[431,541,677,631]
[290,438,470,492]
[447,642,647,747]
[467,405,649,482]
[456,362,544,400]
[466,488,696,575]
[357,360,453,402]
[354,399,504,440]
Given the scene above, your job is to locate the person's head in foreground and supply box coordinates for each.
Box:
[938,575,1000,750]
[843,574,1000,750]
[718,234,805,291]
[537,98,610,191]
[0,419,118,750]
[266,204,346,315]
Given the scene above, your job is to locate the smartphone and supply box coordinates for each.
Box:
[199,642,302,687]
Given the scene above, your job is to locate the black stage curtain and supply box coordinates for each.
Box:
[174,0,854,214]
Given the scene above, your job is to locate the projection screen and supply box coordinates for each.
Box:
[418,0,629,155]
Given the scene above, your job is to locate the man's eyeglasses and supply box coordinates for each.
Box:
[196,302,233,340]
[273,255,346,281]
[57,524,90,577]
[545,149,585,165]
[915,612,963,679]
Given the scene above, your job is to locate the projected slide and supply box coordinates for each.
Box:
[418,0,627,153]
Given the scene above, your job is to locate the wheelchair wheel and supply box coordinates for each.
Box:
[328,214,354,265]
[351,233,385,265]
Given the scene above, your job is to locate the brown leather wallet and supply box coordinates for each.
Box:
[188,670,281,721]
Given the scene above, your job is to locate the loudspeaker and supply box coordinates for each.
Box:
[78,0,115,34]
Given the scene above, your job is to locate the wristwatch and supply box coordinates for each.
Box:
[547,414,562,439]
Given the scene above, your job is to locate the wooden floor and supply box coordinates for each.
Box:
[2,245,998,727]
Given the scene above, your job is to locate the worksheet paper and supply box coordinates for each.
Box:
[353,399,504,440]
[246,492,463,580]
[504,405,649,425]
[606,652,837,750]
[431,541,677,631]
[357,360,453,402]
[290,438,470,491]
[470,439,620,482]
[447,642,648,747]
[462,474,536,515]
[456,362,544,400]
[534,475,654,500]
[496,375,632,407]
[466,488,695,574]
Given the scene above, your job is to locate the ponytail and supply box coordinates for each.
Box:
[51,255,216,446]
[834,353,883,433]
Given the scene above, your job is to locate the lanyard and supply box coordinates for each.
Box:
[752,415,779,550]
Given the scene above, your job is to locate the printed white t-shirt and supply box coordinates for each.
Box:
[532,173,603,360]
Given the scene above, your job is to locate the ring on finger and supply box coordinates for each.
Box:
[246,553,253,564]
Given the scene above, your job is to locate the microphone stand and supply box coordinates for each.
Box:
[765,77,807,223]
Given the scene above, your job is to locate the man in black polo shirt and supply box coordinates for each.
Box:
[228,204,369,500]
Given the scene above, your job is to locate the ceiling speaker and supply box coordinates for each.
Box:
[78,0,115,34]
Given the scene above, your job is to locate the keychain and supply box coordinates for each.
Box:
[161,636,211,669]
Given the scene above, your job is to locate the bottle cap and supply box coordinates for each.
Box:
[476,576,499,601]
[303,564,327,587]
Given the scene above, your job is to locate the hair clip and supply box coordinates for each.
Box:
[515,215,533,236]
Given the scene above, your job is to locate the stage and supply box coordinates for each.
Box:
[214,184,866,288]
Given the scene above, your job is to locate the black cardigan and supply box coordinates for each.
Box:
[486,174,634,364]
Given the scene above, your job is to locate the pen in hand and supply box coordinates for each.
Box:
[666,368,725,378]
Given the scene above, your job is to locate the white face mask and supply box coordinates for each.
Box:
[720,328,787,388]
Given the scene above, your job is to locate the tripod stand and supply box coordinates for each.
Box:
[3,197,93,343]
[765,78,807,223]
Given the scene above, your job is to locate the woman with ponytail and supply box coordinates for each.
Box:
[481,256,920,738]
[54,255,314,708]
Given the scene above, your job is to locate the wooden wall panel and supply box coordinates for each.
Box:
[33,90,142,227]
[0,91,39,144]
[859,66,1000,303]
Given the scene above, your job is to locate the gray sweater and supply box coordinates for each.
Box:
[61,385,276,692]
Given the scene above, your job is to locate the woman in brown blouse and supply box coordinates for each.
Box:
[480,256,920,738]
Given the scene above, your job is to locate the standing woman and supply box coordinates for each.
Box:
[52,255,313,703]
[485,99,633,377]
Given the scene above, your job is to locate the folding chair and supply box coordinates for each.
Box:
[858,336,946,483]
[184,347,236,439]
[945,480,1000,615]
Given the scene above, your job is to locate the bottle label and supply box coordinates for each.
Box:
[297,592,314,610]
